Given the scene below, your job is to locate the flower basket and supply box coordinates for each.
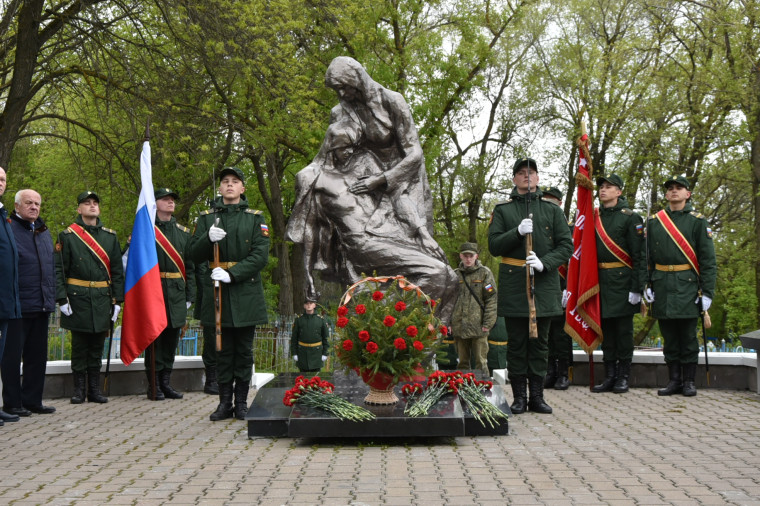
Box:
[334,275,448,405]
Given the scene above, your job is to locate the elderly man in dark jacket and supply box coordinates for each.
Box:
[0,167,22,426]
[2,190,56,416]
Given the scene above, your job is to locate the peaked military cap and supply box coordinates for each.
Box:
[219,166,245,183]
[512,157,538,175]
[459,242,479,254]
[77,191,100,204]
[596,174,624,190]
[155,187,179,200]
[541,186,563,201]
[663,175,691,190]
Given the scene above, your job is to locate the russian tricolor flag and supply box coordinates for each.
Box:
[121,140,167,365]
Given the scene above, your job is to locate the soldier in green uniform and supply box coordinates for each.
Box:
[290,296,329,373]
[540,186,574,390]
[143,188,195,401]
[644,175,716,397]
[451,242,498,375]
[486,316,508,377]
[591,175,645,394]
[189,167,270,421]
[488,158,573,414]
[55,191,125,404]
[194,261,218,394]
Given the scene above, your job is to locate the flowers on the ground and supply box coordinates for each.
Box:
[282,375,375,422]
[334,276,446,383]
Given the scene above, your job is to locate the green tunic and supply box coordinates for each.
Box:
[488,189,574,317]
[291,312,329,372]
[155,216,195,328]
[647,203,716,319]
[188,196,270,328]
[596,197,646,318]
[55,216,125,333]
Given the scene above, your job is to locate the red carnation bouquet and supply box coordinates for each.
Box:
[282,375,375,422]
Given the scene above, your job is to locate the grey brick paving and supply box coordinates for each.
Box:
[1,385,759,504]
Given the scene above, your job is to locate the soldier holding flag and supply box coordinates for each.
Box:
[644,175,716,397]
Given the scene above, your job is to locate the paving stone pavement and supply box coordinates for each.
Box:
[1,385,759,505]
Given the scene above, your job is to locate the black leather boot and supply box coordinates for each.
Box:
[509,375,527,414]
[234,380,250,420]
[209,383,234,421]
[528,375,553,414]
[146,369,164,401]
[554,359,570,390]
[591,361,617,393]
[204,367,219,395]
[613,360,631,393]
[159,370,184,399]
[87,369,108,403]
[544,358,558,388]
[71,372,86,404]
[658,361,682,396]
[682,363,697,397]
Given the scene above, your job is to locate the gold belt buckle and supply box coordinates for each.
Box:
[668,265,675,271]
[89,281,98,287]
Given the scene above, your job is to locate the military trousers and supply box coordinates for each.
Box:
[0,319,9,363]
[547,315,573,361]
[454,335,489,373]
[217,325,255,384]
[600,316,634,362]
[70,330,108,373]
[504,316,551,377]
[202,325,217,369]
[144,326,181,372]
[659,318,699,364]
[2,313,49,409]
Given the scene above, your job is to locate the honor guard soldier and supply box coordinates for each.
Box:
[55,191,125,404]
[144,188,195,400]
[590,175,645,393]
[644,175,716,397]
[291,296,329,373]
[540,186,574,390]
[189,167,270,421]
[488,158,573,414]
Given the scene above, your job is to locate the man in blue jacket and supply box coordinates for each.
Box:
[0,167,22,426]
[2,189,57,416]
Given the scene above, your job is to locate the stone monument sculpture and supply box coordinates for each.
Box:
[286,56,458,321]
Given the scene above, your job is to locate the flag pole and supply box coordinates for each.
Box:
[579,120,596,390]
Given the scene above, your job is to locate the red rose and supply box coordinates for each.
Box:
[336,317,349,328]
[439,325,448,336]
[394,301,407,312]
[358,330,371,342]
[342,339,354,351]
[372,291,384,301]
[413,340,424,351]
[337,306,349,317]
[355,304,366,315]
[394,338,407,350]
[406,325,418,337]
[366,341,379,354]
[383,315,396,327]
[431,300,437,307]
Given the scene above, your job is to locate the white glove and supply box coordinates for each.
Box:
[211,267,232,283]
[697,295,712,311]
[60,303,73,316]
[111,305,121,322]
[643,288,655,303]
[208,224,227,243]
[321,355,328,362]
[525,251,544,272]
[517,218,533,236]
[293,355,298,361]
[186,301,192,310]
[561,290,569,308]
[628,292,642,305]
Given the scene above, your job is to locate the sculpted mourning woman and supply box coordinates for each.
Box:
[286,57,457,320]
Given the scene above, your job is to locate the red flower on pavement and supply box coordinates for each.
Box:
[413,340,424,351]
[394,301,407,312]
[366,342,379,354]
[394,338,407,350]
[337,306,349,317]
[342,339,354,351]
[358,330,371,342]
[336,317,349,328]
[406,325,418,337]
[355,304,366,315]
[372,291,384,301]
[383,315,396,327]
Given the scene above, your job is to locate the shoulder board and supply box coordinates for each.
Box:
[648,214,657,220]
[61,228,72,235]
[102,227,117,235]
[620,208,633,215]
[245,209,263,215]
[690,211,704,219]
[494,199,512,206]
[199,209,219,216]
[176,223,191,233]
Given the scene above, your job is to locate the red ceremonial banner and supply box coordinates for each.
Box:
[564,135,603,352]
